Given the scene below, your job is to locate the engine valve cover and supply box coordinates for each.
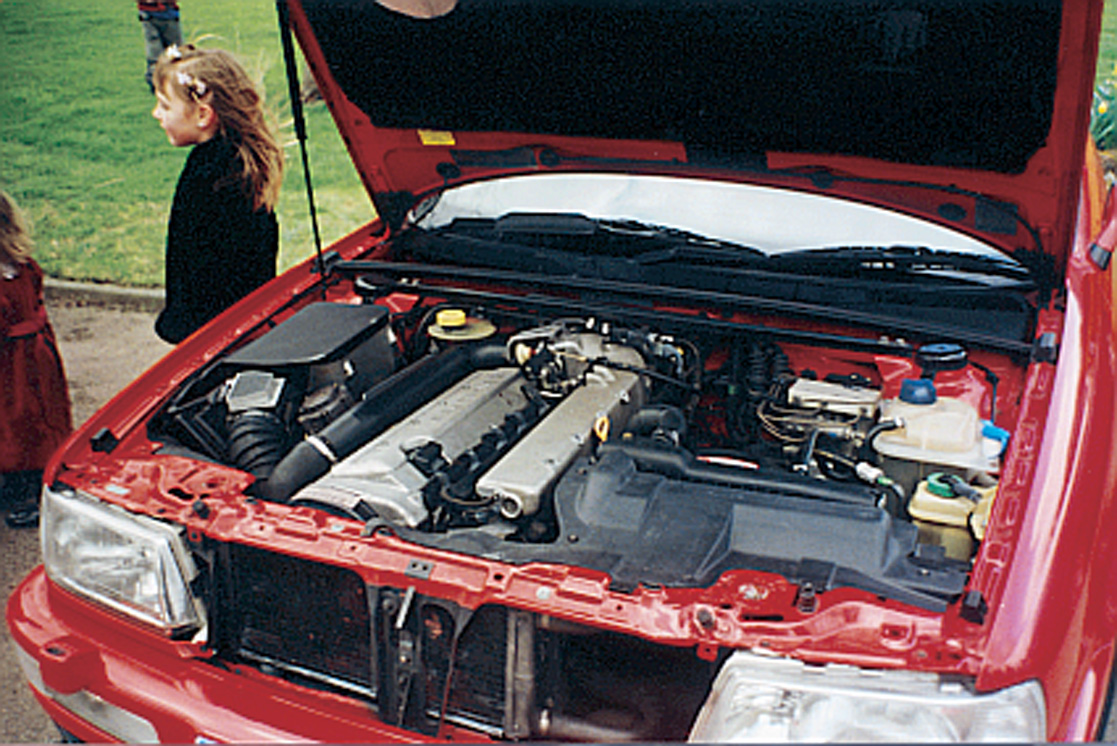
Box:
[292,367,530,527]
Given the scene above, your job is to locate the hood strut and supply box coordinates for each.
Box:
[276,0,326,295]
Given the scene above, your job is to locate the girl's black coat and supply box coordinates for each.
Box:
[156,136,277,344]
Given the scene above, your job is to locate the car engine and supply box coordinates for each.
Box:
[151,297,1008,609]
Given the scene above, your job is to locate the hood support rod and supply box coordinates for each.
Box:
[276,0,327,297]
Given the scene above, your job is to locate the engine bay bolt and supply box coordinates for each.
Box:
[739,584,767,601]
[697,607,716,630]
[797,583,818,614]
[500,496,522,520]
[567,533,579,543]
[191,499,210,519]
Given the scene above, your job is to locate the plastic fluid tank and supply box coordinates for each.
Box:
[907,474,997,560]
[874,379,999,475]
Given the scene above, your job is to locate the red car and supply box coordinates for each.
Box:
[9,0,1116,741]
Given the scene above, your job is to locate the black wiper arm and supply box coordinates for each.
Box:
[445,213,767,263]
[770,245,1033,282]
[629,243,769,266]
[596,218,768,261]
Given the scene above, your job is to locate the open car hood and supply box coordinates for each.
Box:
[286,0,1102,267]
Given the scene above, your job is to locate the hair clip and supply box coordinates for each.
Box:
[176,70,208,98]
[165,44,183,62]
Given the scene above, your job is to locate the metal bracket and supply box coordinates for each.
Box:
[405,559,433,580]
[308,249,342,275]
[1031,331,1059,365]
[90,427,119,453]
[504,609,536,740]
[1089,242,1113,271]
[959,589,988,625]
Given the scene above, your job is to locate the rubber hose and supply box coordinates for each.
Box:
[227,409,290,479]
[600,438,880,506]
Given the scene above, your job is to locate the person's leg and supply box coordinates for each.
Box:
[141,15,183,92]
[158,16,183,50]
[141,16,163,92]
[4,469,42,529]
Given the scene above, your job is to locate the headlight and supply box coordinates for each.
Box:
[42,485,204,634]
[689,650,1045,742]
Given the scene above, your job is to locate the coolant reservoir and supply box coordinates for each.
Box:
[874,379,1000,481]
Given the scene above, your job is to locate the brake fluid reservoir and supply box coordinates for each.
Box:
[909,473,996,560]
[874,379,1000,482]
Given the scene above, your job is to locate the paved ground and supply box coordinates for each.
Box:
[0,288,168,743]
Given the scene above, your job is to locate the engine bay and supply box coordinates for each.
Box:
[150,283,1022,611]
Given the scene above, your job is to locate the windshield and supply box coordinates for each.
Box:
[415,173,1010,258]
[400,173,1038,352]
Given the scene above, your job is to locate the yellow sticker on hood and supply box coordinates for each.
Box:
[418,129,456,146]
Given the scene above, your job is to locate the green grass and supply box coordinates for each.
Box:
[2,0,1117,287]
[0,0,370,287]
[1101,0,1117,80]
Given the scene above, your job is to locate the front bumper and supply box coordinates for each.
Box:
[6,565,487,743]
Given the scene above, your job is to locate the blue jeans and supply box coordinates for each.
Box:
[140,10,183,92]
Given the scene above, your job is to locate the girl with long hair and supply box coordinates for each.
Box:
[0,190,72,528]
[150,43,284,343]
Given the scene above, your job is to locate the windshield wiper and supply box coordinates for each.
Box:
[441,213,768,262]
[594,218,768,259]
[440,217,1028,284]
[769,245,1033,284]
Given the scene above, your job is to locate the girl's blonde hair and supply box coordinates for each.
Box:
[0,190,34,265]
[154,44,284,212]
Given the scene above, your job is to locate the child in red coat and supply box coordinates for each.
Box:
[0,191,72,528]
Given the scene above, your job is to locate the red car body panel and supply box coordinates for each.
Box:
[975,177,1117,737]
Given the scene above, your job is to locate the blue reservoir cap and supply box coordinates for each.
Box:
[899,378,938,405]
[982,420,1011,456]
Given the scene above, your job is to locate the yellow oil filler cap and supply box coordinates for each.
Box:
[429,308,496,342]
